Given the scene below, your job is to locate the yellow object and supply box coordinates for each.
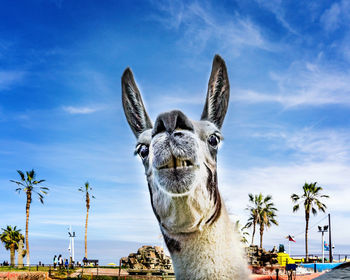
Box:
[277,252,304,266]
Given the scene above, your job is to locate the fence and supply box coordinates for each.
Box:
[290,253,350,262]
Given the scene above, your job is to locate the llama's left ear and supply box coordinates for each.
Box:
[201,54,230,129]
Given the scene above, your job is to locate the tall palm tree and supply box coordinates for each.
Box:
[78,182,95,258]
[10,169,49,266]
[0,226,24,266]
[291,182,329,262]
[245,193,263,245]
[257,195,278,249]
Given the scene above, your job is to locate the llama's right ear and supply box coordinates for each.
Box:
[201,55,230,129]
[122,68,152,138]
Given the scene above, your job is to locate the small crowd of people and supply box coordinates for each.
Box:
[53,255,84,269]
[53,254,69,269]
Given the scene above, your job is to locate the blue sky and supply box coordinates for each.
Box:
[1,0,350,264]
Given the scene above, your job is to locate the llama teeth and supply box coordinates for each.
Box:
[158,158,194,169]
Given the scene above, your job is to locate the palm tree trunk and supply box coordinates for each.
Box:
[10,244,15,266]
[85,193,90,259]
[85,209,89,258]
[305,211,309,262]
[259,223,264,249]
[26,191,31,266]
[251,223,256,245]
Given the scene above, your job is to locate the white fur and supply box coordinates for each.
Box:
[168,207,250,279]
[122,56,251,279]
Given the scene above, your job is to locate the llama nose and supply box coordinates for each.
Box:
[152,110,194,136]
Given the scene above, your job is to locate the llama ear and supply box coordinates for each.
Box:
[122,68,153,138]
[201,55,230,129]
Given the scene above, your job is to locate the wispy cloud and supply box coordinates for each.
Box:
[251,128,350,163]
[151,0,271,55]
[62,105,102,114]
[254,0,298,35]
[320,0,350,32]
[233,60,350,107]
[0,70,26,91]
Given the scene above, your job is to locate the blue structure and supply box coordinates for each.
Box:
[299,263,342,272]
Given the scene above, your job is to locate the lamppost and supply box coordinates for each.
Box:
[318,225,328,263]
[68,226,76,264]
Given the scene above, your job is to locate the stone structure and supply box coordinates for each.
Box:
[246,245,279,266]
[121,246,173,270]
[17,239,24,268]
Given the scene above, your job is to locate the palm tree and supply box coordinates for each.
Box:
[78,182,95,258]
[245,193,263,245]
[0,226,24,266]
[291,182,329,262]
[10,169,49,266]
[257,195,278,249]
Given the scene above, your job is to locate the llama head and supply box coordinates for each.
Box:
[122,55,229,235]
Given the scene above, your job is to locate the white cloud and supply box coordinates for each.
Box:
[218,125,350,251]
[254,0,298,35]
[233,60,350,107]
[320,0,350,32]
[251,128,350,163]
[320,2,341,32]
[63,105,102,114]
[220,161,350,251]
[0,70,26,90]
[151,0,271,55]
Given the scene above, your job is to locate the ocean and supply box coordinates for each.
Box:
[315,267,350,279]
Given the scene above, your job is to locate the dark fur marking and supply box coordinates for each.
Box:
[162,230,181,253]
[204,164,222,225]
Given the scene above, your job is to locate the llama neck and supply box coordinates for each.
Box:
[161,204,250,280]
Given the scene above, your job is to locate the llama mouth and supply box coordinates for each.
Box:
[157,156,194,170]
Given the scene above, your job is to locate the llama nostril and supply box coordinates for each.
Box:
[173,131,183,137]
[152,110,194,137]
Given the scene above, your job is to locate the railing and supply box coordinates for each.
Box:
[289,253,350,262]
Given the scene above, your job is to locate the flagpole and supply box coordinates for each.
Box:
[322,231,325,263]
[288,239,290,256]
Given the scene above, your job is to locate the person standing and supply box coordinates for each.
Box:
[58,254,63,269]
[53,255,57,269]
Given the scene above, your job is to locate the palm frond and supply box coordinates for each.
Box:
[291,193,300,202]
[17,170,25,181]
[10,180,25,187]
[11,169,47,204]
[293,204,300,212]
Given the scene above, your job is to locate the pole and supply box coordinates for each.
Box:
[328,214,333,263]
[69,225,72,262]
[322,231,324,263]
[288,240,290,256]
[72,231,75,262]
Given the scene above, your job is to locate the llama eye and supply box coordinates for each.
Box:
[208,134,220,148]
[137,144,149,159]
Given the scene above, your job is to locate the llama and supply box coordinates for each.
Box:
[121,55,250,280]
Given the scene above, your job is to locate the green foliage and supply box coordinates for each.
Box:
[10,169,49,204]
[291,182,329,261]
[0,225,24,251]
[245,193,278,248]
[291,182,329,216]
